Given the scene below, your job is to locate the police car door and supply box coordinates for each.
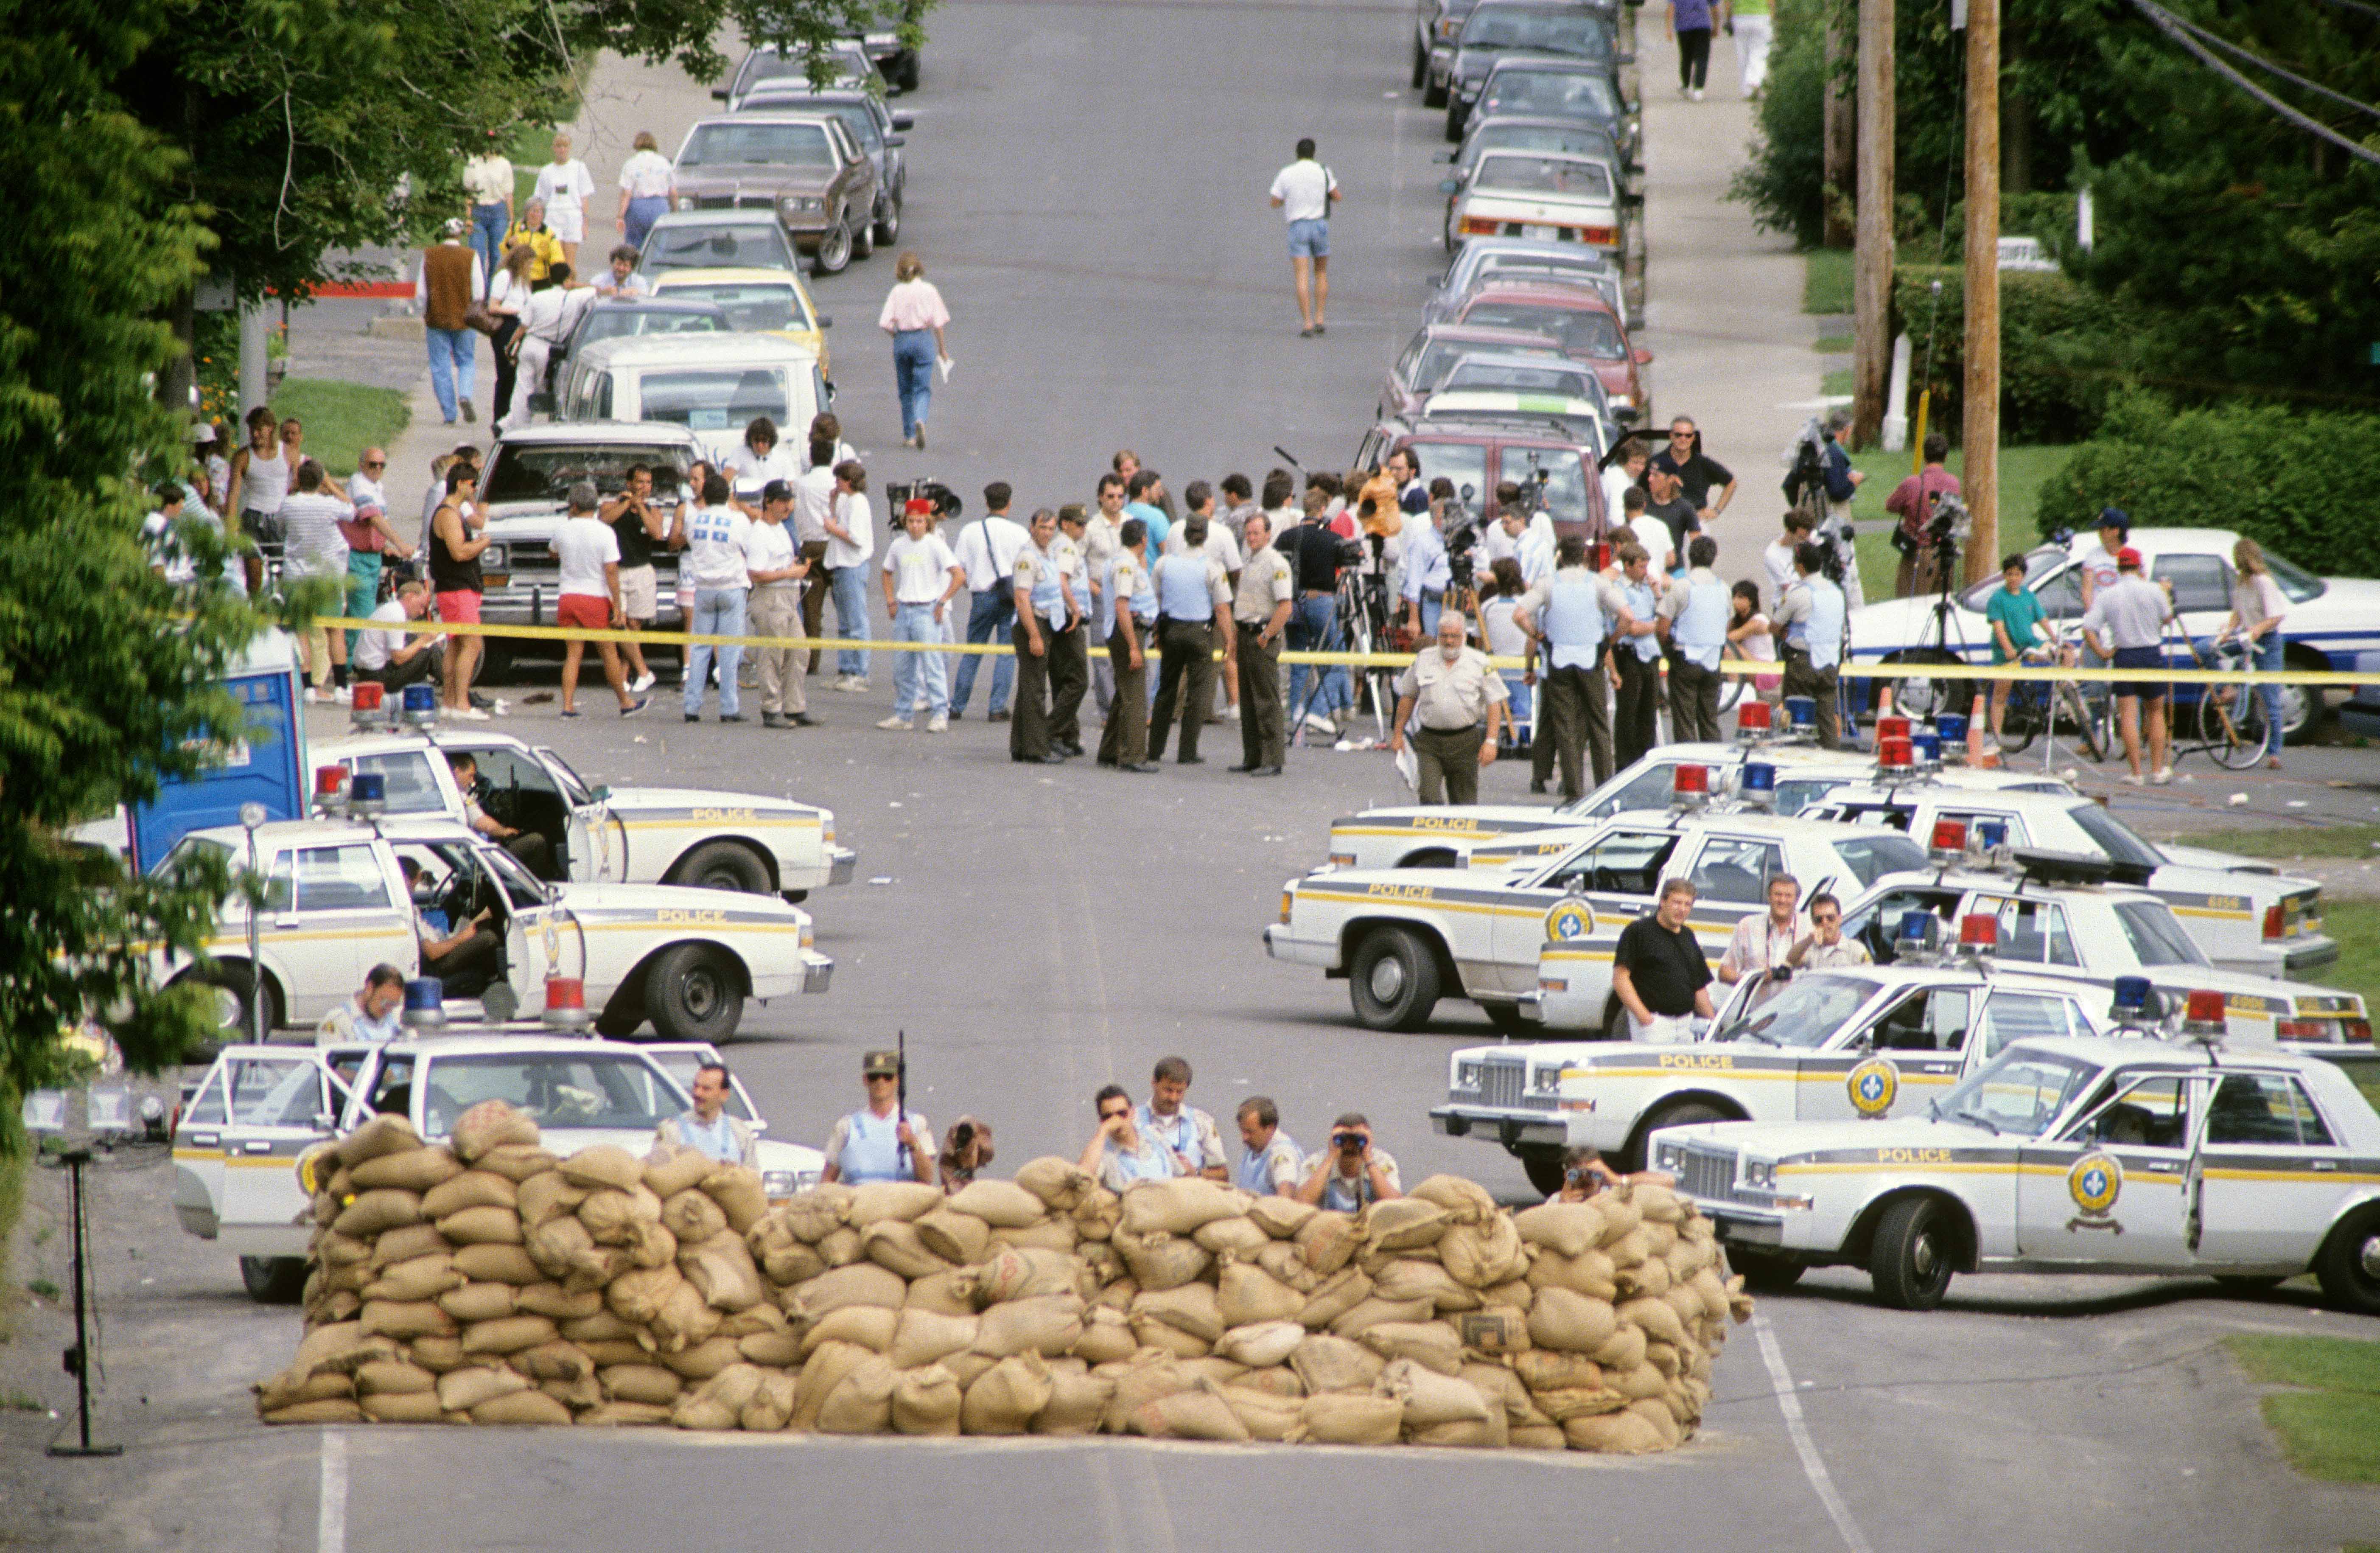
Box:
[2193,1070,2355,1267]
[215,1050,347,1250]
[286,841,417,1018]
[1504,826,1681,996]
[1816,984,1971,1121]
[534,745,623,883]
[451,742,572,881]
[473,838,557,1009]
[2017,1070,2195,1267]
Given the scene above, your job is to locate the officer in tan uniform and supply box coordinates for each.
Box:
[1098,517,1159,772]
[1231,510,1294,775]
[1008,507,1082,764]
[1388,611,1509,805]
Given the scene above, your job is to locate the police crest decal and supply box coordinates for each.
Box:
[1846,1057,1899,1117]
[1545,898,1594,943]
[2068,1150,2123,1215]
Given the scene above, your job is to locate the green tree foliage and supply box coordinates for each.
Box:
[1892,264,2137,441]
[1730,0,1833,247]
[2038,392,2380,577]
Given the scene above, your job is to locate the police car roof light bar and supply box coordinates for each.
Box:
[1973,819,2009,852]
[1784,695,1817,729]
[347,771,386,820]
[402,977,448,1030]
[1738,761,1778,806]
[542,976,591,1031]
[1928,818,1968,861]
[1673,763,1711,796]
[1911,731,1943,768]
[2110,974,2153,1016]
[349,681,386,727]
[1936,711,1968,751]
[314,765,348,811]
[2181,989,2229,1046]
[1896,909,1935,947]
[1878,736,1915,771]
[1876,715,1912,745]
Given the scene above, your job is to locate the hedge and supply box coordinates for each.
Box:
[2036,392,2380,578]
[1892,265,2136,446]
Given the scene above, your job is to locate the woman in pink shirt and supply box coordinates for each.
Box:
[877,251,951,449]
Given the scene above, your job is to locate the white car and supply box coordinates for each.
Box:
[171,1035,823,1300]
[150,816,831,1044]
[1802,784,2335,978]
[1846,526,2380,742]
[1445,149,1625,255]
[316,729,856,900]
[1660,1035,2380,1312]
[1435,962,2116,1191]
[1835,854,2371,1047]
[1266,809,1929,1032]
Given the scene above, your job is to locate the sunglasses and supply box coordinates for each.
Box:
[363,460,386,469]
[1813,914,1840,925]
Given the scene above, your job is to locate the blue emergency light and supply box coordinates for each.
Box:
[402,977,447,1030]
[1739,761,1778,798]
[401,684,440,727]
[1974,819,2009,852]
[1911,732,1942,766]
[2111,975,2152,1019]
[1896,911,1937,953]
[1784,695,1817,729]
[1937,712,1968,746]
[348,771,386,819]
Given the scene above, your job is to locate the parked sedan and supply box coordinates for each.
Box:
[1445,0,1623,140]
[1444,277,1651,421]
[647,265,832,376]
[1418,0,1490,105]
[669,114,879,276]
[1441,115,1633,190]
[716,40,877,110]
[550,297,730,404]
[638,209,800,276]
[1434,350,1609,406]
[1415,389,1611,458]
[736,82,911,247]
[1472,56,1635,155]
[1378,321,1567,421]
[1426,229,1628,325]
[1445,149,1624,256]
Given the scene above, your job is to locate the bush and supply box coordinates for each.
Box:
[1728,0,1831,247]
[1892,265,2136,445]
[2036,392,2380,577]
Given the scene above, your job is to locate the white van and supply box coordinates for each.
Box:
[557,333,828,466]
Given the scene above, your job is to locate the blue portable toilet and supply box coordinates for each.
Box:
[128,630,308,871]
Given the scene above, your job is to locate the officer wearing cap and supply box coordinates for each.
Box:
[819,1050,936,1185]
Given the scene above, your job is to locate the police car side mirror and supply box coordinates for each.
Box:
[815,314,834,330]
[313,1112,337,1133]
[1439,179,1459,194]
[590,785,612,803]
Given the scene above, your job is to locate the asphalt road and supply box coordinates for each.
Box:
[9,4,2380,1547]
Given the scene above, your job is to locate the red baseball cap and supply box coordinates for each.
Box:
[904,497,935,518]
[2116,546,2143,569]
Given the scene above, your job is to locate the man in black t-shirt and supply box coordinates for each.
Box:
[601,463,671,695]
[1611,878,1715,1043]
[1647,417,1736,524]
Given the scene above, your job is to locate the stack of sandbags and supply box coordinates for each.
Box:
[260,1139,1752,1452]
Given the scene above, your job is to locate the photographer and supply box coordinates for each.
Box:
[938,1116,995,1194]
[1773,540,1847,748]
[1885,433,1960,599]
[1276,491,1356,735]
[1296,1113,1402,1211]
[1548,1145,1674,1203]
[1817,411,1864,607]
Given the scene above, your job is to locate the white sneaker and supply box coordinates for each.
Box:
[303,688,322,705]
[1222,704,1242,721]
[1691,87,1704,101]
[2150,766,2173,786]
[631,670,657,694]
[488,698,510,717]
[1303,712,1336,735]
[332,685,353,705]
[844,676,872,693]
[876,715,914,731]
[926,714,949,733]
[450,705,491,722]
[2120,771,2145,786]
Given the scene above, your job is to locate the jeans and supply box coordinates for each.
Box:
[1286,594,1351,724]
[951,588,1015,715]
[470,204,508,295]
[425,327,476,423]
[829,565,872,676]
[623,196,668,250]
[892,600,949,717]
[684,587,748,718]
[1412,591,1444,639]
[892,329,936,439]
[344,552,384,653]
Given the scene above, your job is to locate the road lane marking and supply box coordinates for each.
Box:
[1753,1314,1872,1553]
[317,1427,348,1553]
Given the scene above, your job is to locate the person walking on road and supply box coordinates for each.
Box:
[552,482,647,719]
[681,474,753,723]
[821,1050,935,1187]
[2081,546,2178,785]
[503,260,593,432]
[1084,474,1128,723]
[745,480,813,730]
[1669,0,1715,98]
[1097,517,1159,771]
[1388,611,1510,805]
[484,244,536,424]
[1231,510,1294,775]
[601,464,668,695]
[1660,535,1730,742]
[1774,539,1848,749]
[879,498,965,732]
[1611,543,1666,767]
[1726,0,1773,93]
[785,432,835,678]
[951,482,1030,721]
[616,131,675,249]
[879,252,951,449]
[1517,533,1632,799]
[823,459,876,692]
[1268,138,1341,337]
[532,132,596,272]
[1010,507,1083,764]
[1147,516,1231,765]
[415,219,484,426]
[462,132,513,297]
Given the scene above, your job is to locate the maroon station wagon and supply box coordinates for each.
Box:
[1354,418,1610,547]
[1378,322,1573,423]
[1443,278,1651,423]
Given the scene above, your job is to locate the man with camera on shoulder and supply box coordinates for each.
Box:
[1296,1113,1402,1212]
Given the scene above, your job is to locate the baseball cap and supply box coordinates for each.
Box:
[862,1049,902,1078]
[2116,547,2143,569]
[190,423,216,445]
[2097,506,2130,531]
[904,497,935,518]
[761,478,792,505]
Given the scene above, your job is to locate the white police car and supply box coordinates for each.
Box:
[1658,1031,2380,1312]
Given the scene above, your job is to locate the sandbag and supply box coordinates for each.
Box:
[333,1189,423,1239]
[791,1341,873,1432]
[473,1389,572,1426]
[1118,1177,1244,1238]
[913,1205,992,1266]
[1528,1247,1618,1302]
[606,1265,687,1326]
[514,1340,596,1384]
[1361,1198,1451,1255]
[359,1391,445,1423]
[880,1309,972,1371]
[461,1314,557,1356]
[1216,1257,1305,1328]
[1412,1412,1508,1448]
[893,1363,965,1435]
[702,1164,768,1235]
[803,1304,900,1358]
[366,1222,451,1270]
[986,1217,1080,1256]
[649,1278,724,1354]
[1071,1306,1137,1365]
[351,1145,462,1194]
[1014,1156,1093,1213]
[1382,1359,1493,1427]
[844,1180,943,1227]
[1214,1320,1305,1369]
[960,1352,1053,1435]
[791,1262,907,1320]
[1408,1174,1498,1226]
[436,1364,529,1413]
[1616,1254,1672,1300]
[1246,1195,1317,1239]
[1254,1241,1322,1295]
[1620,1296,1690,1350]
[437,1281,515,1323]
[1481,1278,1534,1312]
[314,1231,372,1269]
[974,1294,1084,1359]
[944,1351,998,1390]
[1454,1307,1531,1357]
[454,1243,543,1287]
[779,1184,856,1242]
[1291,1334,1386,1396]
[559,1144,644,1194]
[526,1214,596,1279]
[364,1253,462,1304]
[1372,1258,1476,1312]
[660,1337,745,1381]
[263,1399,366,1425]
[438,1205,524,1247]
[1193,1215,1271,1257]
[1070,1186,1122,1242]
[409,1336,467,1374]
[1359,1321,1465,1376]
[1297,1266,1375,1330]
[1438,1217,1527,1289]
[1220,1385,1305,1441]
[642,1142,715,1200]
[1327,1295,1434,1340]
[602,1364,683,1406]
[1132,1282,1224,1344]
[742,1368,798,1432]
[1294,1211,1362,1275]
[663,1188,729,1246]
[946,1177,1045,1228]
[1114,1230,1210,1292]
[1461,1362,1551,1429]
[739,1330,805,1367]
[255,1369,353,1413]
[903,1269,977,1318]
[861,1218,954,1281]
[514,1282,603,1321]
[578,1186,664,1247]
[1513,1202,1603,1259]
[337,1113,423,1168]
[1230,1365,1306,1399]
[676,1233,766,1314]
[565,1245,634,1295]
[1183,1355,1248,1388]
[359,1299,455,1342]
[817,1354,899,1435]
[1528,1287,1620,1354]
[474,1144,559,1184]
[1135,1382,1253,1443]
[1590,1321,1647,1375]
[1594,1194,1644,1246]
[451,1101,539,1162]
[1131,1317,1214,1360]
[355,1359,438,1396]
[422,1169,517,1220]
[1034,1369,1116,1436]
[1564,1407,1666,1453]
[1293,1391,1402,1446]
[1099,1356,1196,1432]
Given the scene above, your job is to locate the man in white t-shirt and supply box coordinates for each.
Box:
[352,580,445,691]
[1267,137,1341,338]
[1601,440,1647,535]
[679,472,754,723]
[878,500,966,732]
[551,481,645,718]
[950,481,1033,722]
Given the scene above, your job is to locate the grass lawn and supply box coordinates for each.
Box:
[270,379,410,484]
[2186,825,2380,862]
[1804,248,1853,315]
[1839,442,2080,601]
[2226,1333,2380,1486]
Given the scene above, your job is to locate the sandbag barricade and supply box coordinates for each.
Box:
[259,1107,1753,1452]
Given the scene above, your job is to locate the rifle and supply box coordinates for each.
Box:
[895,1028,910,1175]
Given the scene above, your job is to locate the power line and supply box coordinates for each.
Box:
[2129,0,2380,168]
[2156,6,2380,122]
[2305,0,2380,20]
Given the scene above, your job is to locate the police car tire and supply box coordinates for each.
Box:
[188,965,280,1040]
[1729,1249,1804,1292]
[1869,1195,1957,1311]
[1517,1147,1568,1197]
[2313,1206,2380,1315]
[240,1255,307,1304]
[646,943,744,1043]
[669,840,771,895]
[1349,926,1442,1032]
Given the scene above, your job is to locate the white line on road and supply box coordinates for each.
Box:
[317,1427,349,1553]
[1753,1314,1871,1553]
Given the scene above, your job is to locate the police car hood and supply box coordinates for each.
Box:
[1846,594,1956,654]
[549,879,810,923]
[1655,1112,1998,1162]
[599,786,820,821]
[1335,804,1573,837]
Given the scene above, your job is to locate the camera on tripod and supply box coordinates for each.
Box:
[1924,492,1972,559]
[1442,483,1488,594]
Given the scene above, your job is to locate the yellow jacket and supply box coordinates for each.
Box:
[503,222,564,283]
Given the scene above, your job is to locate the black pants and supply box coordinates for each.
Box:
[502,831,557,880]
[1678,27,1711,89]
[1237,623,1284,768]
[358,645,443,693]
[1537,659,1613,799]
[1009,619,1084,760]
[490,318,523,422]
[1148,619,1215,762]
[798,542,830,674]
[1097,625,1149,766]
[427,924,503,999]
[1413,723,1486,805]
[1668,656,1724,743]
[1046,623,1089,749]
[1782,649,1843,749]
[1614,651,1662,769]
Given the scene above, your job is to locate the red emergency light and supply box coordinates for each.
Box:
[1930,819,1968,855]
[1957,913,1998,950]
[314,765,347,800]
[1876,715,1912,745]
[2184,989,2229,1026]
[1592,541,1613,571]
[350,681,384,713]
[1673,763,1711,797]
[1878,737,1915,770]
[1736,700,1772,734]
[542,977,590,1030]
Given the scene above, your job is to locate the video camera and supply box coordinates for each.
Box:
[883,477,962,528]
[1443,483,1489,593]
[1924,491,1973,555]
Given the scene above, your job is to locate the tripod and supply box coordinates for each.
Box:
[48,1147,120,1458]
[1886,538,1973,723]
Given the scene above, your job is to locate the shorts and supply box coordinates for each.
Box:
[2111,644,2167,700]
[557,593,610,631]
[546,203,585,244]
[435,589,482,624]
[618,563,658,621]
[1287,218,1330,259]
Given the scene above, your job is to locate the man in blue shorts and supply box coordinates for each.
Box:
[2080,546,2177,785]
[1268,138,1341,338]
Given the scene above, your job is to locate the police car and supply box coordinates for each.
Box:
[171,1033,822,1301]
[1800,780,2334,978]
[1265,794,1930,1032]
[315,728,856,901]
[1434,954,2117,1193]
[148,813,832,1045]
[1834,841,2372,1049]
[1657,1030,2380,1313]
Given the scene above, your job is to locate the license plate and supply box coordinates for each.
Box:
[1524,224,1560,240]
[481,573,510,588]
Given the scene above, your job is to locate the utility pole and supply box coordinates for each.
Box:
[1822,12,1856,248]
[1852,0,1895,445]
[1960,0,2000,584]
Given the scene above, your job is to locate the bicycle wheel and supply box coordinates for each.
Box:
[1994,684,2038,755]
[2204,684,2265,771]
[1717,675,1747,714]
[2056,680,2106,764]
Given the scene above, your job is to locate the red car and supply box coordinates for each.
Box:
[1444,278,1651,423]
[1377,322,1569,423]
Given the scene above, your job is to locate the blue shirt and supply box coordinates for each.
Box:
[1673,0,1714,28]
[1821,440,1858,504]
[673,1108,739,1164]
[1124,501,1170,557]
[1403,521,1451,600]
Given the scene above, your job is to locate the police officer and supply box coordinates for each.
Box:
[1231,510,1294,775]
[1147,518,1232,766]
[1234,1096,1303,1197]
[1388,611,1510,805]
[1097,516,1159,772]
[1050,505,1096,757]
[1774,539,1847,749]
[1136,1055,1227,1181]
[1611,543,1668,769]
[1515,533,1633,800]
[1008,507,1081,764]
[1659,535,1731,742]
[818,1050,936,1186]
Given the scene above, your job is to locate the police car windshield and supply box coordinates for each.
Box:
[1937,1049,2100,1137]
[1834,834,1929,887]
[2114,900,2207,967]
[2063,803,2166,870]
[1716,973,1880,1048]
[153,833,235,880]
[418,1051,686,1138]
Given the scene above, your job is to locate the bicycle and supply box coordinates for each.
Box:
[1982,634,2106,764]
[2173,632,2270,771]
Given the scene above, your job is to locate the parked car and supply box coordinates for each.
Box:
[645,265,832,376]
[668,114,879,276]
[1444,149,1625,260]
[1353,417,1610,536]
[1440,115,1634,191]
[557,334,827,469]
[1417,0,1491,105]
[1444,0,1624,141]
[735,81,911,246]
[1469,55,1637,164]
[1378,321,1567,422]
[1426,229,1629,325]
[1414,389,1612,458]
[1433,350,1608,406]
[1442,277,1651,421]
[638,208,801,276]
[715,40,877,110]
